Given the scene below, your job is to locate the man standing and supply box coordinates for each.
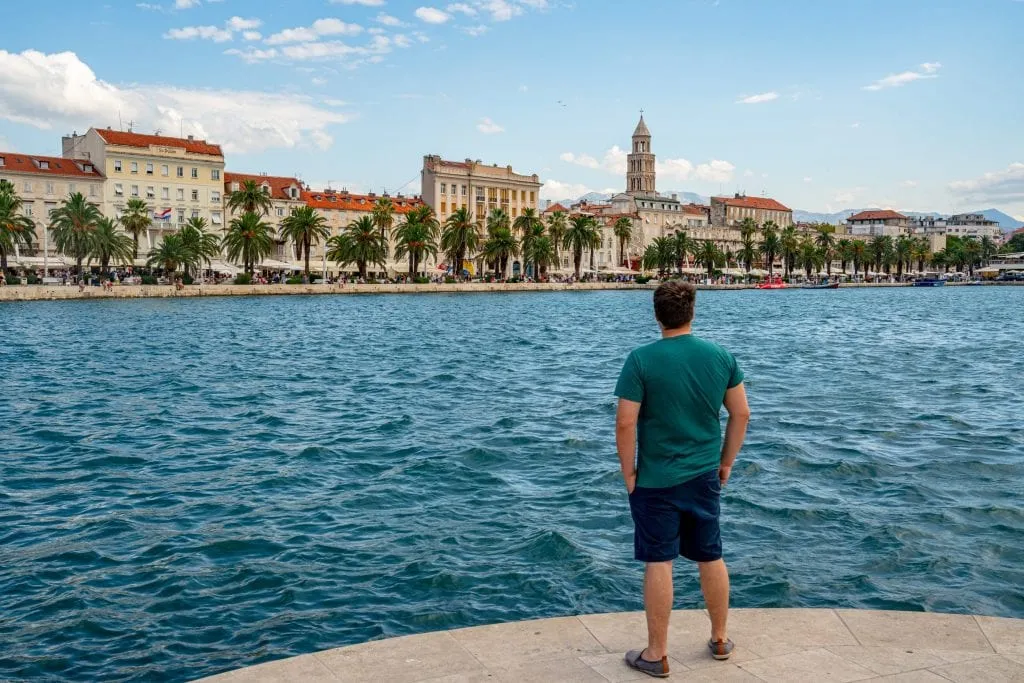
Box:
[615,281,750,678]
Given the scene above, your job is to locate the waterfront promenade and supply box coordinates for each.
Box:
[1,280,1015,302]
[199,608,1024,682]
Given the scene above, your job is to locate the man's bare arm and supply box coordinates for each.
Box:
[616,398,641,494]
[720,383,750,486]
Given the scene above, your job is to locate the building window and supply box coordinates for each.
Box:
[146,163,154,175]
[211,169,220,180]
[131,185,139,197]
[191,189,199,201]
[89,185,98,197]
[520,190,526,201]
[114,183,123,196]
[24,204,33,216]
[177,188,184,201]
[529,191,535,203]
[177,166,184,178]
[211,211,222,225]
[177,209,186,224]
[441,183,447,195]
[162,187,169,200]
[130,161,138,174]
[441,201,447,214]
[162,165,169,176]
[146,186,155,199]
[68,182,76,194]
[476,187,485,203]
[46,182,55,195]
[114,160,122,172]
[276,207,284,217]
[24,181,32,192]
[191,168,198,179]
[231,182,240,192]
[192,209,200,219]
[461,185,467,196]
[211,191,220,203]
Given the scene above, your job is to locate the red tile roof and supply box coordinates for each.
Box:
[95,129,223,157]
[0,152,105,179]
[713,195,791,212]
[225,172,303,201]
[847,210,907,222]
[302,190,424,214]
[543,203,569,214]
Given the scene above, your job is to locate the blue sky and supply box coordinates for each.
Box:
[1,0,1022,218]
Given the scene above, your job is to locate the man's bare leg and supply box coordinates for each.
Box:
[643,560,673,660]
[699,559,730,641]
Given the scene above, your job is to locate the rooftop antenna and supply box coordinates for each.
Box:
[126,120,135,133]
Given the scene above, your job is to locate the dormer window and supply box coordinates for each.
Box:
[83,164,93,173]
[0,156,4,167]
[38,159,49,170]
[261,184,270,195]
[231,182,240,192]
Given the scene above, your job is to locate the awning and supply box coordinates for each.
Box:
[257,258,300,270]
[209,261,241,275]
[12,255,69,268]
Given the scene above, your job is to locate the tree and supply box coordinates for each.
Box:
[672,231,694,276]
[613,217,633,267]
[562,214,600,279]
[49,192,102,279]
[979,236,997,265]
[440,207,480,280]
[0,181,36,273]
[227,180,273,216]
[739,217,759,241]
[546,210,568,270]
[815,225,837,276]
[1000,232,1024,253]
[931,249,949,273]
[798,237,820,278]
[911,237,930,274]
[87,217,135,274]
[394,205,439,276]
[513,208,544,278]
[120,198,152,259]
[528,235,555,279]
[894,235,913,280]
[739,235,758,280]
[759,221,781,277]
[642,238,676,277]
[372,196,395,241]
[326,215,388,279]
[223,212,274,274]
[280,205,330,277]
[851,240,867,277]
[961,237,982,276]
[869,235,893,275]
[146,233,192,279]
[179,217,222,280]
[697,240,722,279]
[780,225,799,279]
[836,238,853,275]
[481,225,519,279]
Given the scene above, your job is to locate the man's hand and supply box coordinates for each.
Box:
[624,471,637,495]
[718,465,732,488]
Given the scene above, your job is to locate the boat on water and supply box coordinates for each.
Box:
[800,281,840,290]
[757,276,786,289]
[912,278,946,287]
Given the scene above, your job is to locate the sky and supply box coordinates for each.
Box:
[1,0,1022,218]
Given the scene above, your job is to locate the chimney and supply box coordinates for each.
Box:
[672,193,678,200]
[187,135,194,141]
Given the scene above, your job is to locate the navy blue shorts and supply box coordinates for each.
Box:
[628,469,722,563]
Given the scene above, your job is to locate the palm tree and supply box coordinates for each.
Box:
[0,182,36,273]
[798,237,819,279]
[87,217,135,274]
[513,208,544,278]
[780,225,799,279]
[179,217,221,280]
[912,237,930,274]
[120,198,152,259]
[528,235,555,279]
[894,235,913,280]
[739,235,757,280]
[49,192,102,280]
[641,236,676,277]
[372,196,395,242]
[672,231,694,276]
[869,235,894,276]
[440,207,480,280]
[760,221,781,278]
[146,233,192,279]
[563,215,600,279]
[961,237,982,276]
[613,217,633,267]
[815,225,837,276]
[546,210,568,270]
[697,240,722,280]
[739,217,759,241]
[851,240,867,277]
[931,249,949,273]
[836,238,853,275]
[326,215,388,279]
[280,206,330,277]
[394,205,440,276]
[979,236,997,266]
[227,180,273,216]
[481,225,519,279]
[223,212,274,274]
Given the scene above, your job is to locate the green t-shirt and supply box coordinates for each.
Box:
[614,334,744,489]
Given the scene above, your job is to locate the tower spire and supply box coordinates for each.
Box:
[627,114,655,196]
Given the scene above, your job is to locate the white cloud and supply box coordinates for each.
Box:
[266,18,363,45]
[311,77,328,86]
[460,24,488,36]
[242,31,262,41]
[393,34,412,47]
[165,25,233,42]
[0,49,351,154]
[476,117,504,134]
[851,122,860,129]
[833,187,866,204]
[901,180,918,188]
[136,3,164,10]
[447,2,477,14]
[743,169,754,178]
[227,16,262,31]
[737,91,778,104]
[225,47,278,63]
[175,0,200,8]
[481,0,521,20]
[560,145,733,184]
[330,0,384,4]
[540,179,617,201]
[415,7,450,23]
[949,163,1024,203]
[864,62,941,91]
[692,160,735,183]
[376,13,404,26]
[804,177,813,184]
[518,84,528,93]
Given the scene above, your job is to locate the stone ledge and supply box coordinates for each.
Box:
[195,609,1024,682]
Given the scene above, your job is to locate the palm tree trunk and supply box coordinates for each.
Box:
[133,234,139,260]
[304,235,311,277]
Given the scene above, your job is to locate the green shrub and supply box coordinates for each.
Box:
[181,273,194,285]
[233,273,253,285]
[443,277,457,284]
[412,275,430,284]
[140,275,159,285]
[25,272,41,285]
[635,275,651,284]
[285,277,303,284]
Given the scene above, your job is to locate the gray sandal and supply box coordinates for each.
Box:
[708,638,735,660]
[625,649,670,678]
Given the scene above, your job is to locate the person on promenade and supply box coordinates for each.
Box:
[615,281,750,678]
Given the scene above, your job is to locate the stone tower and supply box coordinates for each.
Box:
[626,114,656,197]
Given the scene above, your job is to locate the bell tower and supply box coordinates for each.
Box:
[626,113,656,197]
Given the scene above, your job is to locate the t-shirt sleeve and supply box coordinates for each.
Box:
[727,352,744,389]
[614,351,645,403]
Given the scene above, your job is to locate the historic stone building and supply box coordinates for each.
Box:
[421,155,541,225]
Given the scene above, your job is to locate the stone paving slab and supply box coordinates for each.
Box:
[197,609,1024,682]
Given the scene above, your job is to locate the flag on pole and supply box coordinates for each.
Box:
[155,208,172,221]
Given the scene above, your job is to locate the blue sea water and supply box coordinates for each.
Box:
[1,287,1022,681]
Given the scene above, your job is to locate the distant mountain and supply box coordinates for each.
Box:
[974,209,1022,232]
[551,190,710,208]
[793,207,1023,231]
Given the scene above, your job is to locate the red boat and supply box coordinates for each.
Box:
[757,275,786,289]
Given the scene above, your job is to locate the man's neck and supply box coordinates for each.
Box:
[661,325,692,339]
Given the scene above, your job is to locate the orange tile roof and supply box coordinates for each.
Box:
[225,172,303,201]
[302,190,424,214]
[95,129,223,157]
[683,206,708,216]
[713,195,791,212]
[0,152,104,179]
[543,203,569,214]
[848,210,907,221]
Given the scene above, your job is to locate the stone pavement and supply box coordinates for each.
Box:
[198,608,1024,682]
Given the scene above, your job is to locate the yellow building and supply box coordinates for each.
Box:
[421,155,542,225]
[62,128,226,254]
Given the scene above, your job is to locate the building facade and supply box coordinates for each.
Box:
[0,152,105,265]
[711,194,793,229]
[846,210,909,237]
[421,155,541,226]
[225,172,305,262]
[946,213,1001,241]
[62,128,226,254]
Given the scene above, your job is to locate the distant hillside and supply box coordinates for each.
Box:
[553,190,709,208]
[794,207,1022,231]
[975,209,1023,232]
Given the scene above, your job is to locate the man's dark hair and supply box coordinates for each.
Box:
[653,281,697,329]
